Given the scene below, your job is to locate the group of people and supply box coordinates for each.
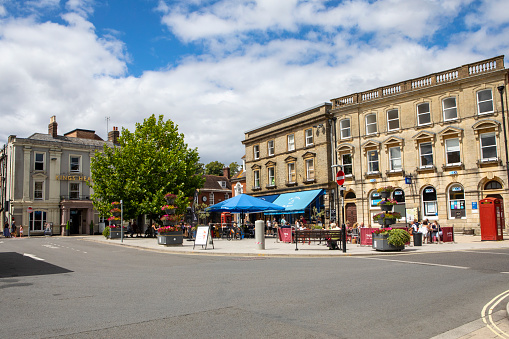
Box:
[3,219,21,238]
[410,219,442,244]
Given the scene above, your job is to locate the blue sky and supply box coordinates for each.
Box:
[0,0,508,165]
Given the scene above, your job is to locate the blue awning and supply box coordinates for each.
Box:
[265,189,324,215]
[256,194,280,203]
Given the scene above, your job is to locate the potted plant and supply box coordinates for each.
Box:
[377,198,398,212]
[372,227,410,251]
[110,207,121,217]
[161,205,176,214]
[157,224,183,245]
[164,193,177,205]
[377,186,395,199]
[373,212,401,226]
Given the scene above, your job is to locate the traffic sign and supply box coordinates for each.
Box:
[336,170,345,185]
[27,206,33,214]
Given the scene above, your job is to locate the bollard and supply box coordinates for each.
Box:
[255,220,265,250]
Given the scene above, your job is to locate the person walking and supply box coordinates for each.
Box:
[4,222,10,238]
[10,219,16,238]
[19,225,23,237]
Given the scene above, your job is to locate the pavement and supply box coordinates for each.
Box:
[82,233,509,339]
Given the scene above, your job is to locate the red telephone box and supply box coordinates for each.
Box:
[479,197,504,241]
[221,212,232,226]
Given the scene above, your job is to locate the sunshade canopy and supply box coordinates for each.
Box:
[206,194,285,213]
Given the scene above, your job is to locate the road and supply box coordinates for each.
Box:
[1,236,508,338]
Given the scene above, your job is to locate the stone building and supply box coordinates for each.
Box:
[330,55,508,232]
[1,116,118,235]
[243,103,333,223]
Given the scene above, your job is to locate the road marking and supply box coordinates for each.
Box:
[363,257,470,269]
[23,253,45,261]
[42,244,59,249]
[462,250,509,256]
[481,290,509,338]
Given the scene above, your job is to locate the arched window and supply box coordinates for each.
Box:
[370,191,381,208]
[448,184,465,219]
[422,186,438,219]
[345,191,356,199]
[393,188,406,221]
[484,180,502,190]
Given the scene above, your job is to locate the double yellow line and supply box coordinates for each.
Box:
[481,290,509,338]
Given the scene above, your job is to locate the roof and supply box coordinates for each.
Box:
[25,133,115,148]
[230,168,245,182]
[202,174,232,191]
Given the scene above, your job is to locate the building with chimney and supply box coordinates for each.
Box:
[1,116,119,235]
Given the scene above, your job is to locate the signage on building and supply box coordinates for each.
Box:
[451,187,463,192]
[55,174,92,182]
[425,188,435,193]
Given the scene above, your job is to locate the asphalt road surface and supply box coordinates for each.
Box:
[1,236,509,338]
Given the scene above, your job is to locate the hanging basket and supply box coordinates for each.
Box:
[380,191,391,199]
[380,204,393,212]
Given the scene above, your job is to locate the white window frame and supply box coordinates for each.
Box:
[417,102,431,126]
[422,186,438,219]
[340,119,351,139]
[477,89,494,115]
[253,145,260,160]
[342,154,353,176]
[34,181,44,200]
[34,152,45,171]
[305,129,313,146]
[419,142,434,168]
[267,167,275,186]
[209,192,214,205]
[389,146,402,171]
[442,97,458,121]
[253,170,260,188]
[365,114,377,135]
[480,132,497,161]
[305,158,315,181]
[267,140,274,156]
[445,138,461,165]
[367,150,379,173]
[69,182,81,200]
[387,109,399,131]
[287,162,296,183]
[70,155,81,173]
[288,134,295,151]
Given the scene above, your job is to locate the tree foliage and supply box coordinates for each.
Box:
[228,162,240,176]
[90,114,204,221]
[204,161,225,176]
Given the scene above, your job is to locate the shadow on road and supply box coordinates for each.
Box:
[0,252,73,278]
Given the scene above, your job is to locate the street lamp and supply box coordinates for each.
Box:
[497,85,509,185]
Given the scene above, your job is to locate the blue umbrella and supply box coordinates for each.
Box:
[207,194,285,213]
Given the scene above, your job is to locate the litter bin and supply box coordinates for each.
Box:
[413,232,423,246]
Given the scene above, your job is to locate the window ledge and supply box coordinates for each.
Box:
[340,136,353,142]
[442,163,464,170]
[474,112,497,120]
[303,179,316,184]
[285,181,298,187]
[386,169,404,176]
[439,118,461,126]
[477,158,501,167]
[252,186,261,191]
[265,185,277,189]
[364,171,381,178]
[415,123,433,130]
[416,165,436,173]
[386,129,401,135]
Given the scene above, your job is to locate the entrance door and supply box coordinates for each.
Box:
[345,203,357,225]
[70,209,81,235]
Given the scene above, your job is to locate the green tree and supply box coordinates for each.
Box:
[228,162,240,176]
[90,114,204,222]
[205,161,225,176]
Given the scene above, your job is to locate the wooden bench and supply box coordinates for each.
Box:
[294,230,343,250]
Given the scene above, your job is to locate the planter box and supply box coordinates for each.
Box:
[376,218,396,226]
[380,204,393,212]
[380,191,391,199]
[158,231,183,246]
[372,233,404,251]
[109,229,123,239]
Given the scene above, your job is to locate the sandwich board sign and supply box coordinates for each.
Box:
[193,225,214,250]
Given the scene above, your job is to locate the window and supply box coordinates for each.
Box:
[305,159,314,181]
[305,129,313,146]
[220,181,227,188]
[69,183,80,199]
[480,132,497,161]
[417,103,431,125]
[422,186,438,218]
[70,155,80,172]
[340,119,351,139]
[267,140,274,156]
[267,167,275,186]
[288,162,296,183]
[445,138,461,164]
[287,134,295,151]
[34,181,43,200]
[485,180,502,190]
[442,97,458,121]
[448,185,465,219]
[419,142,433,167]
[389,147,402,171]
[209,193,214,205]
[366,114,377,135]
[387,109,399,131]
[253,145,260,160]
[477,89,493,115]
[253,170,260,188]
[224,193,229,200]
[29,211,47,231]
[370,191,381,208]
[35,153,45,171]
[342,154,352,175]
[367,150,379,173]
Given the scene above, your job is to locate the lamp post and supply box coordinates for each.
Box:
[497,85,509,184]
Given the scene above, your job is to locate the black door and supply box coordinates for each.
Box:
[70,210,81,235]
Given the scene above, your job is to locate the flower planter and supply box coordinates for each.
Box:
[112,212,121,217]
[376,218,396,226]
[162,208,176,215]
[158,231,183,246]
[109,229,122,239]
[372,233,404,251]
[165,197,176,205]
[380,204,393,212]
[380,191,391,199]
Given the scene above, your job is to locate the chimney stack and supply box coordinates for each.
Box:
[108,126,120,144]
[223,167,230,179]
[48,116,58,138]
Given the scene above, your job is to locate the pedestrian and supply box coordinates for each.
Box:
[10,218,16,238]
[300,215,307,226]
[4,222,10,238]
[431,220,441,243]
[419,221,429,244]
[266,219,271,235]
[19,225,23,237]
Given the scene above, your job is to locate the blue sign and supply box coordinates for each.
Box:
[405,177,412,184]
[472,202,478,210]
[449,171,458,175]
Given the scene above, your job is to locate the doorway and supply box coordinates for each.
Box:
[70,209,81,235]
[345,203,357,225]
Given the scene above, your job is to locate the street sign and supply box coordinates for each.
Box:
[27,206,33,214]
[336,170,345,185]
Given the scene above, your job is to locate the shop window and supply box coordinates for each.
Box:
[477,89,494,115]
[422,186,438,218]
[267,167,275,187]
[288,134,295,151]
[393,189,406,221]
[442,97,458,121]
[305,129,313,146]
[367,150,379,173]
[389,146,402,171]
[34,181,44,200]
[340,119,351,139]
[417,103,431,125]
[253,170,260,188]
[287,162,296,183]
[387,109,399,131]
[342,154,353,175]
[366,114,377,135]
[253,145,260,160]
[267,140,274,156]
[445,138,461,165]
[305,158,315,181]
[480,132,497,161]
[29,211,47,231]
[448,184,465,219]
[484,180,502,190]
[70,155,81,172]
[35,152,45,171]
[370,191,381,208]
[419,142,434,167]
